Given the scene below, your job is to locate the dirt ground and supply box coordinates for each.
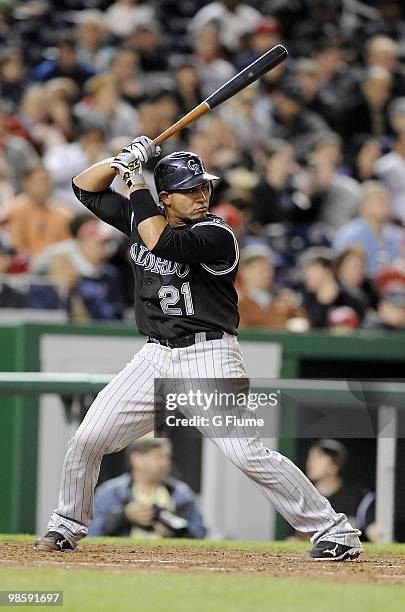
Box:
[1,542,404,585]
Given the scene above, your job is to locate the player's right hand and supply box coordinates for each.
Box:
[123,136,161,163]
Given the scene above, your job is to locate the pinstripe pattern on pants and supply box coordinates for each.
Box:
[47,334,361,548]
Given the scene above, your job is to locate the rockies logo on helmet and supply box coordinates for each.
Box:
[187,159,203,176]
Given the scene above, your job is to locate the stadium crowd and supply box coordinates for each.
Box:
[0,0,405,332]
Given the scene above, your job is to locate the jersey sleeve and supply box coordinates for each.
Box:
[72,180,132,236]
[151,220,238,270]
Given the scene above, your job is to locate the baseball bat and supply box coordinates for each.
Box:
[153,44,288,145]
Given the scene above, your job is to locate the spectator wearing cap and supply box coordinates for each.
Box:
[298,248,365,328]
[74,10,113,72]
[287,440,379,542]
[375,98,405,223]
[238,242,307,330]
[363,282,405,332]
[104,0,157,40]
[311,37,355,113]
[188,0,262,55]
[333,181,402,275]
[234,17,281,71]
[29,218,125,321]
[3,165,72,257]
[270,79,330,157]
[31,36,97,92]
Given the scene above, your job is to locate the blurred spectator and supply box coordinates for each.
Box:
[375,98,405,223]
[270,80,329,157]
[251,139,297,225]
[189,0,262,54]
[211,202,245,238]
[193,24,237,100]
[363,283,405,332]
[299,248,365,328]
[348,135,382,183]
[31,36,97,92]
[0,49,27,109]
[376,227,405,279]
[104,0,156,40]
[0,155,14,207]
[31,219,125,321]
[43,127,107,209]
[18,84,65,153]
[336,246,380,312]
[238,243,308,330]
[0,240,26,308]
[234,17,281,70]
[299,131,361,230]
[303,439,379,542]
[333,181,402,274]
[365,35,405,97]
[109,46,145,106]
[174,62,203,115]
[344,67,393,147]
[74,10,113,72]
[74,73,138,140]
[0,102,39,192]
[89,437,206,539]
[221,85,266,151]
[128,22,169,75]
[3,165,72,257]
[295,58,341,131]
[311,37,354,114]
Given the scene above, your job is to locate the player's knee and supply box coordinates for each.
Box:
[68,429,107,456]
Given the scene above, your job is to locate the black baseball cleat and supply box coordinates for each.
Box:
[307,540,363,561]
[33,531,74,552]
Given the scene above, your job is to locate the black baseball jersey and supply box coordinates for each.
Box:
[73,183,240,339]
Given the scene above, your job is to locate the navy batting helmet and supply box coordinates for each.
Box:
[154,151,219,195]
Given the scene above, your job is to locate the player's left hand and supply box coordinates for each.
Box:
[123,136,161,164]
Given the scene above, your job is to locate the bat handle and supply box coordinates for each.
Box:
[153,102,211,146]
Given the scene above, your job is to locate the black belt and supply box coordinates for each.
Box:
[147,331,224,349]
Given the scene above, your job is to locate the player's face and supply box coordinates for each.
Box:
[161,182,212,225]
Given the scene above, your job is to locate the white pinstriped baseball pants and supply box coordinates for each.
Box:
[47,334,361,547]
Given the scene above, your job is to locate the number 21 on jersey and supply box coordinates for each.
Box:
[158,282,194,316]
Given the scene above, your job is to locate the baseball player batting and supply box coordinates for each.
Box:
[34,137,363,561]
